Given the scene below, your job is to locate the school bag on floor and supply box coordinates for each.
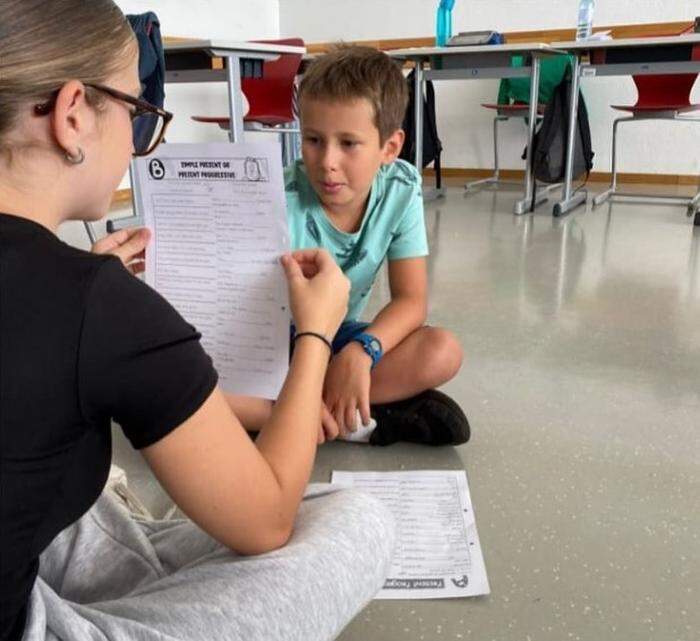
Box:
[525,74,594,209]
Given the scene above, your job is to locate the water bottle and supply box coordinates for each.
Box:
[575,0,595,41]
[436,0,455,47]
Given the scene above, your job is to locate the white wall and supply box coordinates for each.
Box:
[59,0,280,248]
[280,0,700,176]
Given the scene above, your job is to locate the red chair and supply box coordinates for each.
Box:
[192,38,304,165]
[593,27,700,224]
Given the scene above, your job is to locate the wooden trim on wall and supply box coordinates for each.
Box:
[306,38,432,54]
[110,189,133,209]
[424,167,700,186]
[495,21,691,45]
[305,21,693,53]
[162,36,198,44]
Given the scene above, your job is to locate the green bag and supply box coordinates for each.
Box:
[497,54,573,106]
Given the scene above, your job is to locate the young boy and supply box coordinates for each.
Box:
[283,45,469,446]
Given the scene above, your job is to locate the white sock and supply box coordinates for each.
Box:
[338,411,377,443]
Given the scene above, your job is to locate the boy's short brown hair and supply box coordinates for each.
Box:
[298,45,409,144]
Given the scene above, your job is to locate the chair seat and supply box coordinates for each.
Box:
[482,103,546,116]
[192,115,295,131]
[245,114,296,127]
[611,103,700,114]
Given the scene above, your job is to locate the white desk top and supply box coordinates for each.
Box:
[387,42,554,59]
[164,40,306,56]
[552,33,700,51]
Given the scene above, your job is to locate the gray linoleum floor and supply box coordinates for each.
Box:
[112,184,700,641]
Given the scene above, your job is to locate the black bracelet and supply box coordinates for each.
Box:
[293,331,333,355]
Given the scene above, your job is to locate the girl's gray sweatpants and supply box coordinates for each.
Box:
[22,485,395,641]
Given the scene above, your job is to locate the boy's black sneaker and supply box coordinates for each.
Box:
[369,389,470,446]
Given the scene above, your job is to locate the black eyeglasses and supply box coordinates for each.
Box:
[34,83,173,157]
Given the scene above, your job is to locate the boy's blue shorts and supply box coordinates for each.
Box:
[290,320,369,356]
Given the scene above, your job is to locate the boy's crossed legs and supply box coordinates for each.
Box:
[363,324,468,445]
[227,323,468,446]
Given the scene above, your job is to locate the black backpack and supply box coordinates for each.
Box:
[400,69,443,189]
[525,76,594,207]
[127,12,165,152]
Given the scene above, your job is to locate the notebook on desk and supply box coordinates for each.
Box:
[446,30,504,46]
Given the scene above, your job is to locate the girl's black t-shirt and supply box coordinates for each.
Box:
[0,213,218,641]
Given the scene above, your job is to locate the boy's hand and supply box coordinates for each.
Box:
[318,402,340,444]
[323,343,373,436]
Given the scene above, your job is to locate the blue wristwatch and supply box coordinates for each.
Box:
[352,333,383,369]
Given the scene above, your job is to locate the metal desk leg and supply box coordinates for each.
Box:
[514,55,542,215]
[413,61,424,171]
[413,61,444,201]
[687,189,700,220]
[84,221,98,244]
[553,56,587,217]
[226,55,246,143]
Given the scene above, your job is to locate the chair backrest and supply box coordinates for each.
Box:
[631,23,698,108]
[242,38,304,122]
[631,73,697,108]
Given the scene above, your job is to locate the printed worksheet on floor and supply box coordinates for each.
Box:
[133,142,290,399]
[331,470,490,599]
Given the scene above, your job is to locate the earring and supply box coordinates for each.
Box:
[65,148,85,165]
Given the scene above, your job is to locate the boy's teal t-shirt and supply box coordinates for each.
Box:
[285,158,429,321]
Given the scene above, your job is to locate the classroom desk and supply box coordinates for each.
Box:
[387,43,557,214]
[550,34,700,218]
[164,40,306,143]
